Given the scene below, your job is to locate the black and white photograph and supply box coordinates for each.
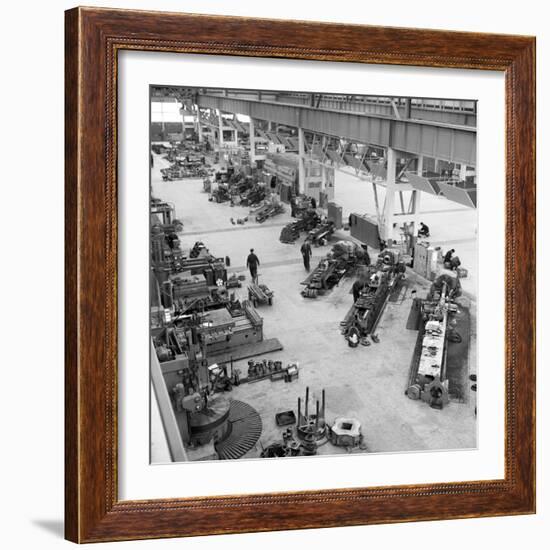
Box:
[149,85,478,463]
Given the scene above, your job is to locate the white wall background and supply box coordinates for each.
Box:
[0,1,546,549]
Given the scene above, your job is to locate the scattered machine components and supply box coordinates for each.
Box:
[209,172,259,205]
[247,282,273,307]
[244,359,299,384]
[341,248,406,345]
[230,216,249,225]
[157,141,212,181]
[161,163,210,181]
[260,430,303,458]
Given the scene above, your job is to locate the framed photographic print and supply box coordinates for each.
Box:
[65,7,536,543]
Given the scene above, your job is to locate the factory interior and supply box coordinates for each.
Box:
[150,86,478,463]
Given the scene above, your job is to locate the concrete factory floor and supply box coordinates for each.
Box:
[151,153,477,461]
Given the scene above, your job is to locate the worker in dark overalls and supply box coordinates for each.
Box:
[300,239,312,271]
[246,248,260,283]
[444,248,455,268]
[290,196,297,218]
[352,278,367,303]
[418,221,430,237]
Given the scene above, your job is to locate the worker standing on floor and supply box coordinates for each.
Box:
[246,248,260,283]
[300,238,313,271]
[290,195,297,218]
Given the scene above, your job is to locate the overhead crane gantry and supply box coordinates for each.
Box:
[157,87,477,242]
[194,93,476,167]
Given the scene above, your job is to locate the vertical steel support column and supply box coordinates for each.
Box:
[195,105,203,142]
[412,154,423,231]
[320,135,327,195]
[404,98,412,119]
[459,163,468,182]
[180,106,190,140]
[218,109,224,148]
[417,155,424,177]
[298,127,306,195]
[249,118,256,163]
[381,146,397,243]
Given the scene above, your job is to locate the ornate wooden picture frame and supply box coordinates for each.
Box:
[65,6,536,543]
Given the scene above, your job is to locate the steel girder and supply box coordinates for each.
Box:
[196,94,476,166]
[273,93,477,126]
